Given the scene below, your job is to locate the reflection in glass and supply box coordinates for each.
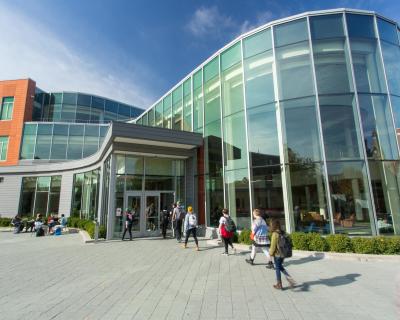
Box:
[358,94,398,160]
[222,63,244,116]
[287,162,330,233]
[369,160,400,234]
[377,18,399,45]
[274,18,308,47]
[319,95,362,160]
[380,41,400,96]
[281,97,322,163]
[243,28,272,58]
[276,41,314,100]
[34,124,52,159]
[327,161,373,235]
[310,14,344,39]
[346,14,376,39]
[145,196,159,231]
[20,124,37,160]
[193,70,203,132]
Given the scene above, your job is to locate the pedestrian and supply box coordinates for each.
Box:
[160,206,170,239]
[11,215,23,234]
[269,219,296,290]
[245,209,274,269]
[219,208,236,255]
[172,201,185,242]
[35,214,45,237]
[122,209,133,241]
[182,206,200,251]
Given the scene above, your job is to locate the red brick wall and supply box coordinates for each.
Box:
[0,79,36,166]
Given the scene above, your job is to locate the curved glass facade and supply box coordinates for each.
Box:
[20,122,110,161]
[136,10,400,235]
[33,91,142,123]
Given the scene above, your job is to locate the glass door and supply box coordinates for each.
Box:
[144,194,159,233]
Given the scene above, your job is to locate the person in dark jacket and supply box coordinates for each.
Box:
[122,209,134,241]
[160,207,170,239]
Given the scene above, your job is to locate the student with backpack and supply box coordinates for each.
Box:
[269,219,295,290]
[122,209,134,241]
[245,209,274,269]
[182,206,200,251]
[219,208,236,255]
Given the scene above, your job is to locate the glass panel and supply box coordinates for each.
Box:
[350,38,387,93]
[193,77,203,131]
[183,90,192,131]
[19,177,37,217]
[118,104,131,121]
[50,176,61,192]
[172,85,182,130]
[319,95,363,160]
[125,175,142,191]
[20,124,37,160]
[67,125,84,159]
[126,156,143,175]
[155,102,163,127]
[163,94,172,129]
[274,18,308,47]
[116,155,125,174]
[34,124,52,159]
[204,120,223,175]
[380,41,400,96]
[310,14,344,39]
[75,105,91,123]
[146,196,159,231]
[390,95,400,128]
[312,38,353,94]
[281,97,322,163]
[358,94,398,160]
[148,108,155,127]
[275,41,314,100]
[62,92,77,105]
[221,42,241,71]
[346,14,376,39]
[243,28,272,58]
[145,158,173,176]
[126,196,141,231]
[225,169,250,229]
[369,160,400,235]
[204,57,219,82]
[77,94,91,106]
[36,176,51,192]
[223,111,248,170]
[34,192,48,215]
[287,162,330,233]
[377,18,399,44]
[206,174,224,227]
[61,104,76,122]
[51,124,68,160]
[50,93,62,104]
[244,50,274,108]
[327,161,374,235]
[193,69,202,90]
[0,136,8,161]
[204,71,221,125]
[252,165,285,228]
[247,103,280,167]
[222,62,244,117]
[48,193,60,215]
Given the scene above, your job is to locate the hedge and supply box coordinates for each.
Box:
[0,217,12,227]
[234,230,400,255]
[66,217,106,239]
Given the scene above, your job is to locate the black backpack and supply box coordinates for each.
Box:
[225,217,237,233]
[36,227,44,237]
[277,232,292,258]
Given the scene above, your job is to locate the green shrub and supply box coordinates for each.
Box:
[84,221,95,238]
[232,232,239,243]
[99,226,107,239]
[308,233,328,252]
[326,234,353,253]
[384,237,400,254]
[351,237,376,254]
[0,217,12,227]
[290,232,309,250]
[373,236,387,254]
[238,229,252,245]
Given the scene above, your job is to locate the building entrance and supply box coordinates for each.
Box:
[124,191,175,236]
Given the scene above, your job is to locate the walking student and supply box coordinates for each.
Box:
[160,206,170,239]
[182,206,200,251]
[219,208,236,255]
[245,209,274,269]
[122,209,133,241]
[269,219,295,290]
[172,201,185,242]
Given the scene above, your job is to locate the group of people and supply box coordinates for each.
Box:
[11,213,68,237]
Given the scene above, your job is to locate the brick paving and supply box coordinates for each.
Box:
[0,231,398,320]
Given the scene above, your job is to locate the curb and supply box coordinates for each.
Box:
[206,239,400,262]
[78,230,106,244]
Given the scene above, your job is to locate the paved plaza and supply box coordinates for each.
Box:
[0,231,399,320]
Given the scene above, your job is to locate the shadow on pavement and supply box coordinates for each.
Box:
[294,273,361,292]
[284,254,324,266]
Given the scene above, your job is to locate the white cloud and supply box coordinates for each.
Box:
[0,4,154,108]
[186,6,235,38]
[239,11,275,34]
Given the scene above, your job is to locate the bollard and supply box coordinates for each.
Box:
[94,219,99,243]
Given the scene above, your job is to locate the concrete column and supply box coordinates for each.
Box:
[106,153,116,240]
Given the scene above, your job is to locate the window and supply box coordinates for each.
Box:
[1,97,14,120]
[0,136,9,161]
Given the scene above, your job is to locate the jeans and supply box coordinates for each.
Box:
[222,236,233,253]
[274,256,289,282]
[161,222,168,238]
[184,228,198,246]
[175,220,183,241]
[122,224,133,240]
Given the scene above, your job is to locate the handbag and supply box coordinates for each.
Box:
[250,232,255,241]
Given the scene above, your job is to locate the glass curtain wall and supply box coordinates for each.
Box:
[19,176,61,217]
[71,168,100,220]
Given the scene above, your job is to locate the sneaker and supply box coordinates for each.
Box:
[245,258,254,265]
[221,252,228,256]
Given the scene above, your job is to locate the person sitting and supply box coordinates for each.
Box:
[59,214,68,229]
[11,215,23,234]
[47,214,55,234]
[35,214,45,237]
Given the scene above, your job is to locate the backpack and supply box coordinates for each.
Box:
[225,217,236,233]
[277,232,292,258]
[36,227,44,237]
[177,207,185,221]
[188,214,197,227]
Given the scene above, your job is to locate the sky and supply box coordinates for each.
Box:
[1,0,399,109]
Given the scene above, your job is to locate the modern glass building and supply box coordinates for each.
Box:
[1,8,400,238]
[135,8,400,236]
